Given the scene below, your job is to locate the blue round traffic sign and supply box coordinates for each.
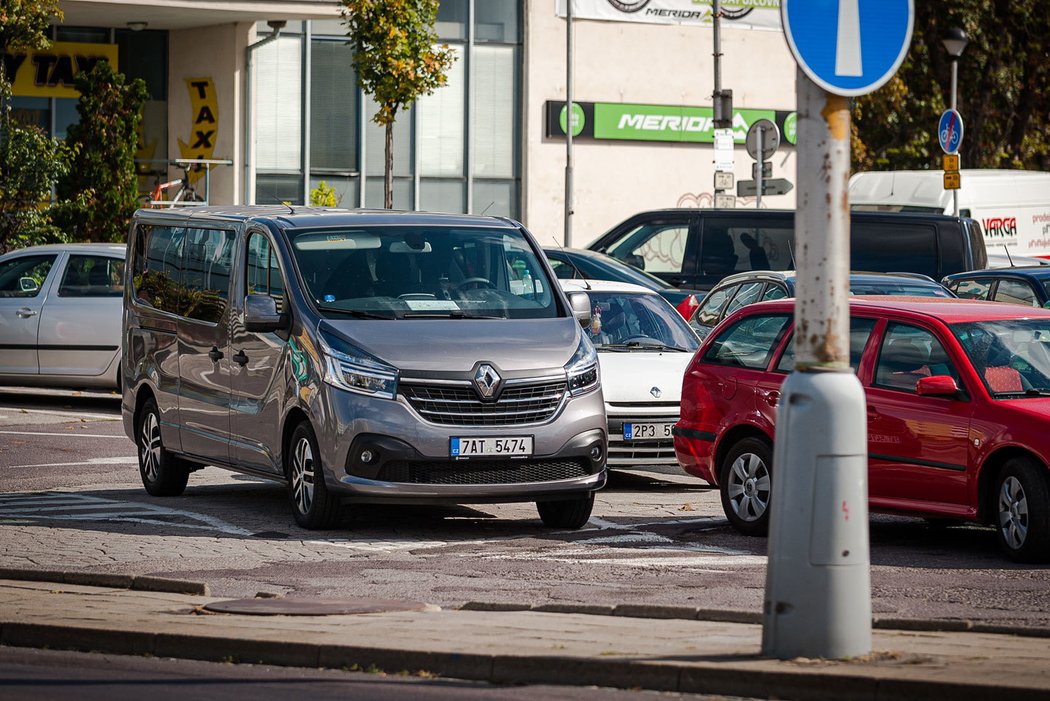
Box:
[782,0,914,97]
[938,109,964,155]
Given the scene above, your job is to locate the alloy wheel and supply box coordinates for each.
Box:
[726,452,770,522]
[140,412,161,482]
[999,475,1029,551]
[291,436,315,515]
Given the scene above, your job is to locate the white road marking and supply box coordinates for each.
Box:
[0,407,119,421]
[0,430,119,438]
[13,456,137,469]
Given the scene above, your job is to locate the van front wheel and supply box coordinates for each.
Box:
[287,421,341,530]
[137,399,190,496]
[537,493,594,530]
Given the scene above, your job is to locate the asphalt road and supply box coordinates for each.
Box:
[1,387,1048,628]
[0,647,751,701]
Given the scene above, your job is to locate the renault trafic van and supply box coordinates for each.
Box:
[122,207,606,529]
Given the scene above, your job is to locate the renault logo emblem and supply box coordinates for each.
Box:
[650,386,662,398]
[474,364,502,400]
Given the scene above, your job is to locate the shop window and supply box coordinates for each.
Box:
[56,27,109,43]
[365,97,413,178]
[256,36,302,171]
[310,175,359,209]
[256,173,303,206]
[115,29,167,100]
[476,0,519,42]
[436,0,468,40]
[419,45,464,177]
[420,178,466,214]
[472,45,517,178]
[311,40,358,171]
[365,177,413,210]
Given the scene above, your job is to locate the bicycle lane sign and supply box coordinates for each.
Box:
[939,109,963,154]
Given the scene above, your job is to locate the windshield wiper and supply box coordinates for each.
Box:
[997,388,1050,398]
[603,341,692,352]
[315,305,399,320]
[402,310,506,319]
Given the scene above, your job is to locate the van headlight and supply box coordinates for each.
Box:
[565,335,600,397]
[319,329,398,399]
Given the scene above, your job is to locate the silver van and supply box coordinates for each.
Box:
[122,207,606,529]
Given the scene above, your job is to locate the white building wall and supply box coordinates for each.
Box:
[524,3,798,246]
[168,23,251,205]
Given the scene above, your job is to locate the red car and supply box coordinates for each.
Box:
[673,297,1050,562]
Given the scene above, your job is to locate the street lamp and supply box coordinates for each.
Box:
[942,27,968,217]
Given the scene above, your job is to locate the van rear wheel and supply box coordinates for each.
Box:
[537,493,594,530]
[137,398,190,496]
[287,421,341,530]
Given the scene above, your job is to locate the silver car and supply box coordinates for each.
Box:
[0,243,125,389]
[122,207,607,530]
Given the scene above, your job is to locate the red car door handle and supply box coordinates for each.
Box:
[763,390,780,407]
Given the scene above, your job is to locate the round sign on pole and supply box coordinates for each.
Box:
[746,119,781,161]
[781,0,914,97]
[938,109,963,155]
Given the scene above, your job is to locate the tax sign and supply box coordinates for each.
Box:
[938,109,963,155]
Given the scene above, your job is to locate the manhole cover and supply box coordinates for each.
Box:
[203,597,437,616]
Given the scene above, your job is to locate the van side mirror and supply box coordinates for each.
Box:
[568,291,591,328]
[915,375,960,398]
[244,294,287,332]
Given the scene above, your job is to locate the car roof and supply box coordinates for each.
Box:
[712,270,942,287]
[945,267,1050,279]
[133,206,519,230]
[745,296,1050,323]
[0,242,126,258]
[560,279,655,295]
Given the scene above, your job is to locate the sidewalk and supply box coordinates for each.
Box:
[1,575,1048,700]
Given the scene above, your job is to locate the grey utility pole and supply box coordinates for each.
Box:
[565,0,575,247]
[762,70,871,660]
[943,27,968,218]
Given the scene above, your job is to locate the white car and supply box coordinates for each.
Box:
[0,243,125,389]
[561,280,699,471]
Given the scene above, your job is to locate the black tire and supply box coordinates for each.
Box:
[995,457,1050,563]
[136,398,190,497]
[287,421,341,530]
[537,493,595,530]
[719,436,773,537]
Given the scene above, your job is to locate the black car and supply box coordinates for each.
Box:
[544,247,695,314]
[587,209,987,292]
[943,267,1050,308]
[691,270,956,338]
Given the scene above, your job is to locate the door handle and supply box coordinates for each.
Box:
[232,350,249,366]
[763,390,781,407]
[16,308,37,318]
[208,347,224,362]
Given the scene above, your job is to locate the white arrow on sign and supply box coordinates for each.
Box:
[836,0,862,77]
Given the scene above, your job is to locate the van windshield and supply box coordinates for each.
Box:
[286,226,560,320]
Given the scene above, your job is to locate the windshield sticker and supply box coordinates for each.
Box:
[405,299,461,311]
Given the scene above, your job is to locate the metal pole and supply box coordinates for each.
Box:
[755,123,763,209]
[950,58,960,217]
[762,69,871,660]
[565,0,574,247]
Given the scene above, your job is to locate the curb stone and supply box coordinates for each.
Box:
[0,569,208,596]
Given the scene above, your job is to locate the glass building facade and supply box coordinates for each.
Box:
[253,0,522,219]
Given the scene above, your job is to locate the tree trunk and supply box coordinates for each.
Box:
[384,120,393,209]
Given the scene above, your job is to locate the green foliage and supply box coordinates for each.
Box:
[854,1,1050,172]
[56,61,148,243]
[0,84,69,253]
[0,0,62,55]
[340,0,455,207]
[310,180,338,207]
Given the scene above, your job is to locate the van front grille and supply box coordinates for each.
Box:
[400,379,567,426]
[376,458,590,485]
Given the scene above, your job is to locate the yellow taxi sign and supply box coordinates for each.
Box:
[944,171,961,190]
[942,154,960,172]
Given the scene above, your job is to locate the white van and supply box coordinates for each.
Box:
[850,170,1050,259]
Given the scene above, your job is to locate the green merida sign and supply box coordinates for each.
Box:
[545,100,797,146]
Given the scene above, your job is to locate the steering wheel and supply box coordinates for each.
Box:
[456,277,495,291]
[622,334,661,345]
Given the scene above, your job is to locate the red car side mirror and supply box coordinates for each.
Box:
[915,375,960,398]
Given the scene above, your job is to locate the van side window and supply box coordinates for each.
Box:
[701,224,793,276]
[247,233,286,312]
[608,222,689,274]
[134,225,187,314]
[58,255,124,297]
[182,229,235,323]
[851,222,937,278]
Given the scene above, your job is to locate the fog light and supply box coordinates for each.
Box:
[360,449,375,464]
[589,444,603,461]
